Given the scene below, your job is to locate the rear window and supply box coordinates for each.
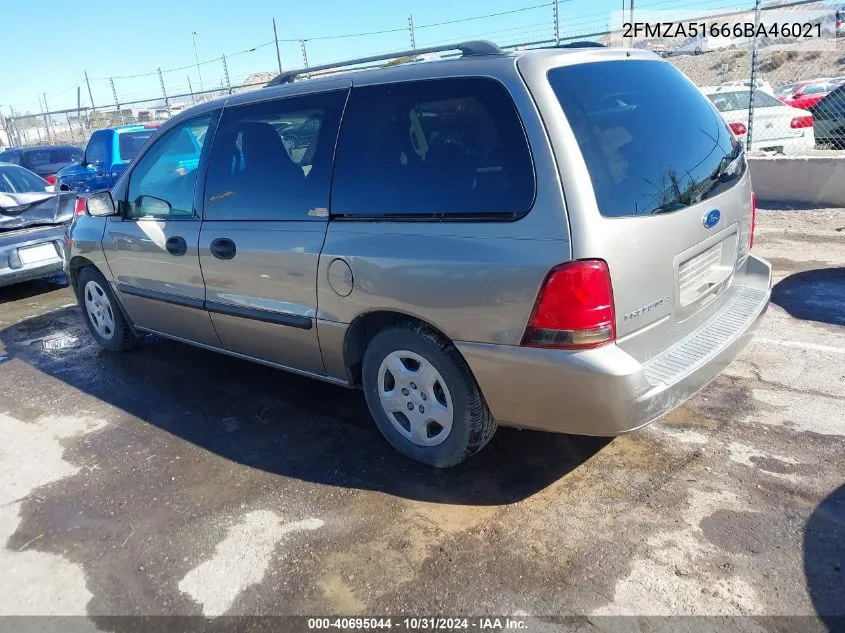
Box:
[0,165,48,193]
[548,60,743,217]
[118,130,156,161]
[707,90,783,111]
[22,147,82,169]
[331,78,535,219]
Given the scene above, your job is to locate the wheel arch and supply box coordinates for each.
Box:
[68,255,97,297]
[342,309,469,388]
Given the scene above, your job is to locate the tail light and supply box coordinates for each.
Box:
[750,191,757,249]
[729,122,747,136]
[75,196,86,216]
[522,260,615,350]
[790,115,813,129]
[44,174,57,185]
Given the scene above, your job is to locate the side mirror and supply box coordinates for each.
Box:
[86,191,118,217]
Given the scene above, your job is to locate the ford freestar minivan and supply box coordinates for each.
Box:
[67,41,772,467]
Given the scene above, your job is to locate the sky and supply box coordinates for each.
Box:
[1,0,617,115]
[2,0,747,116]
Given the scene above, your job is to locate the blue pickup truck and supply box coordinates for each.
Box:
[56,124,160,193]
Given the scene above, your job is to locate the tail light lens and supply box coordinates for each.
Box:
[790,115,813,129]
[44,174,57,185]
[522,260,615,350]
[75,197,86,216]
[750,191,757,249]
[729,122,747,136]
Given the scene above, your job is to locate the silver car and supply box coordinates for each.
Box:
[67,42,772,467]
[1,162,75,287]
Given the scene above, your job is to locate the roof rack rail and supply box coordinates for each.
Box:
[555,41,607,48]
[265,40,502,87]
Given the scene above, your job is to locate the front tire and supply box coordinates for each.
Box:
[362,323,496,467]
[76,266,139,352]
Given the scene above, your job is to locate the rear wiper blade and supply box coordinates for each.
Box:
[650,202,688,215]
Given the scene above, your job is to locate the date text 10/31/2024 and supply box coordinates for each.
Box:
[307,617,529,630]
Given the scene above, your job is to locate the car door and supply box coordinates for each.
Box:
[103,112,221,346]
[198,85,349,375]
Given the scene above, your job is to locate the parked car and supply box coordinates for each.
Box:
[0,163,76,287]
[676,33,734,55]
[720,78,775,96]
[55,123,160,193]
[634,39,670,56]
[703,86,815,154]
[808,84,845,145]
[67,42,771,467]
[777,81,836,110]
[0,145,83,187]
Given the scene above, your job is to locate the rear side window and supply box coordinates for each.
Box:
[707,90,783,112]
[204,90,346,221]
[22,147,82,169]
[548,60,743,217]
[0,151,18,164]
[332,78,535,219]
[118,131,155,161]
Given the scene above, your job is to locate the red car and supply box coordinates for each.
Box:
[778,81,837,110]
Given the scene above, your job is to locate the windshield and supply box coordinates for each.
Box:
[801,83,830,95]
[0,165,49,193]
[547,60,744,217]
[707,90,783,112]
[118,130,156,161]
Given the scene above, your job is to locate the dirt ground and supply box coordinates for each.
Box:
[0,207,842,631]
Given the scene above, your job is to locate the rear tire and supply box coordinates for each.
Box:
[361,323,496,467]
[76,266,139,352]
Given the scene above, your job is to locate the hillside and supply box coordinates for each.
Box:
[669,46,844,89]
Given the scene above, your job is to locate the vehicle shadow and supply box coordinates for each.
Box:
[0,273,68,303]
[771,268,845,327]
[804,484,845,630]
[1,306,609,506]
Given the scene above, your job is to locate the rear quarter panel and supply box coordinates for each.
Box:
[67,215,110,284]
[316,58,572,379]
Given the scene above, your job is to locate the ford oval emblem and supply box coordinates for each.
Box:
[703,209,721,229]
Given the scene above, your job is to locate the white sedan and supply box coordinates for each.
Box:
[702,86,815,154]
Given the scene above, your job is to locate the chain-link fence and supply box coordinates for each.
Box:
[2,0,844,155]
[649,1,845,153]
[0,81,268,152]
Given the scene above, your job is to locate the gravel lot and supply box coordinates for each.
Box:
[0,207,842,630]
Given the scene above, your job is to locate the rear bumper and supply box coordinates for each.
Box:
[457,253,772,436]
[0,225,67,288]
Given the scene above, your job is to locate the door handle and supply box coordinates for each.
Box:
[165,236,188,256]
[210,237,236,260]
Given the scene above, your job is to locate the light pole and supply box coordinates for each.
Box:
[192,31,204,94]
